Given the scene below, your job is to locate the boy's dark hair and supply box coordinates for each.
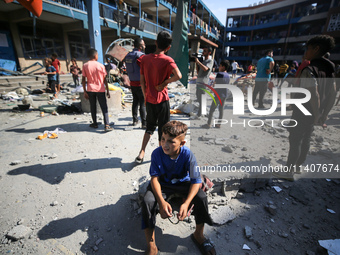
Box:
[87,48,98,59]
[162,121,188,137]
[157,31,172,51]
[134,37,144,48]
[306,35,335,56]
[51,53,58,58]
[220,60,230,70]
[203,46,213,54]
[264,49,273,55]
[71,58,77,62]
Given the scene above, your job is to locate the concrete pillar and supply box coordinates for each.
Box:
[86,0,104,64]
[9,23,25,70]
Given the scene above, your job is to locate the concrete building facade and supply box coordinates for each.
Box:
[225,0,340,67]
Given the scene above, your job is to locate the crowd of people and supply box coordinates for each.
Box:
[39,32,339,255]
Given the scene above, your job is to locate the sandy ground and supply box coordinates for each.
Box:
[0,79,340,255]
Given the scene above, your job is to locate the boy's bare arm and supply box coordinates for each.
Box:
[82,76,89,99]
[104,75,110,98]
[140,74,146,98]
[178,183,200,221]
[150,176,172,219]
[156,67,182,92]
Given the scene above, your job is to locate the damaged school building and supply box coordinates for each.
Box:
[0,0,224,74]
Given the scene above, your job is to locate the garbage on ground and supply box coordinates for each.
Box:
[36,127,67,140]
[327,209,336,214]
[170,109,182,114]
[272,186,282,193]
[318,239,340,255]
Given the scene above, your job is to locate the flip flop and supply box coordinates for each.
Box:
[135,156,144,164]
[191,234,216,255]
[105,125,113,132]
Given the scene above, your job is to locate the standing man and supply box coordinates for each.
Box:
[195,46,213,117]
[252,49,274,109]
[231,60,239,79]
[82,48,113,132]
[135,31,182,164]
[125,38,146,128]
[274,35,336,181]
[51,53,61,93]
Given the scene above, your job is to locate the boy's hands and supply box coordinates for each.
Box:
[159,201,172,219]
[177,202,189,221]
[156,82,167,92]
[84,91,89,99]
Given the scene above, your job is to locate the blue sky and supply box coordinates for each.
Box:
[202,0,258,25]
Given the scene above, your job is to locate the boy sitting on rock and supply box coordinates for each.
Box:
[141,120,216,255]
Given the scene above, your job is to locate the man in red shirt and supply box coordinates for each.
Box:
[135,31,182,164]
[51,53,61,93]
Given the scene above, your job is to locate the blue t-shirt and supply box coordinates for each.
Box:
[215,72,230,98]
[46,66,56,81]
[149,146,201,185]
[255,56,274,82]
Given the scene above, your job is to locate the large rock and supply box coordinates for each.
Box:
[211,205,236,225]
[7,225,32,241]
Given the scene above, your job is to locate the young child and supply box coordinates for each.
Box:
[51,53,61,93]
[135,31,182,163]
[70,58,81,87]
[142,121,215,255]
[82,48,113,132]
[44,58,57,98]
[274,35,336,181]
[202,60,230,129]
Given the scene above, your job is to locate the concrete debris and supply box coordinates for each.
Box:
[222,145,233,153]
[50,201,58,206]
[215,138,228,145]
[318,239,340,255]
[200,135,216,141]
[265,204,277,216]
[10,160,21,166]
[48,153,58,159]
[95,238,103,246]
[211,205,236,225]
[78,201,85,206]
[272,186,282,193]
[7,225,32,241]
[278,231,289,238]
[327,209,336,214]
[242,244,251,250]
[244,226,253,240]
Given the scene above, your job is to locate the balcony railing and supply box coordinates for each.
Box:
[47,0,171,35]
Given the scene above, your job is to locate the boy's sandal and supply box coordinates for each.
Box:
[105,125,113,132]
[89,123,98,128]
[191,234,216,255]
[135,156,144,164]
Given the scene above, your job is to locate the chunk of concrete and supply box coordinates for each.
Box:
[7,225,32,241]
[211,205,236,225]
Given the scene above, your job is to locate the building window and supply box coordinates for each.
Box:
[21,36,65,59]
[68,34,90,59]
